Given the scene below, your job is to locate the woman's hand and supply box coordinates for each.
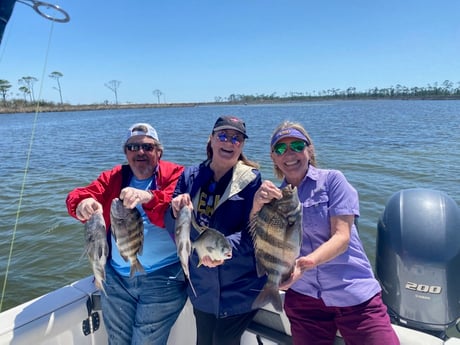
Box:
[250,180,283,218]
[200,255,225,268]
[279,256,316,290]
[170,193,192,217]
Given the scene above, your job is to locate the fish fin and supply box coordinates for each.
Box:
[92,275,108,297]
[80,248,88,262]
[255,260,267,278]
[281,268,294,284]
[252,283,283,312]
[100,284,108,297]
[188,276,198,297]
[111,228,117,242]
[191,213,207,234]
[129,258,145,277]
[97,279,108,297]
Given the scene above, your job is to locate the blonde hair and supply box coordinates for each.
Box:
[271,121,316,179]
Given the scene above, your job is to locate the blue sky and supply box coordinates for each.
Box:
[1,0,459,105]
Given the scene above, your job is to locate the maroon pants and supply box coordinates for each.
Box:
[284,290,400,345]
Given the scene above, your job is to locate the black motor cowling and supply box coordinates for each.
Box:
[376,188,460,338]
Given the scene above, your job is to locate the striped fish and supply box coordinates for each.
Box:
[250,184,302,311]
[175,205,197,296]
[84,212,109,295]
[110,198,145,277]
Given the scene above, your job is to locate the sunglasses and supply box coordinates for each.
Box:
[272,140,308,155]
[125,143,156,152]
[216,132,244,145]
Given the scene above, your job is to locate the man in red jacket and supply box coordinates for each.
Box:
[67,123,186,345]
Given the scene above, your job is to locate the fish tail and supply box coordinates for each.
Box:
[98,279,108,297]
[188,277,198,297]
[252,283,283,312]
[129,258,145,277]
[100,284,108,297]
[92,275,108,297]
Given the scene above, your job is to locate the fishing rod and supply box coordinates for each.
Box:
[16,0,70,22]
[0,0,70,312]
[0,0,69,45]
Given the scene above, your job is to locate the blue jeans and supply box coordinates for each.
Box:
[101,262,187,345]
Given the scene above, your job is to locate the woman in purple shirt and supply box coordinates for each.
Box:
[251,121,399,345]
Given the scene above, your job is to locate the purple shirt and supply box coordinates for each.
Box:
[282,165,381,307]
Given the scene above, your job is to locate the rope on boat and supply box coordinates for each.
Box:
[0,19,57,313]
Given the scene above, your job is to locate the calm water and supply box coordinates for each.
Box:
[1,100,459,311]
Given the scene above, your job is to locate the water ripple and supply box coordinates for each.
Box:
[1,100,459,310]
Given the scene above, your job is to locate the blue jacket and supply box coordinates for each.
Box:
[165,160,266,317]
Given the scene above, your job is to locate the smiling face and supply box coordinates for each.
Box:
[209,129,245,175]
[124,135,162,180]
[271,137,310,187]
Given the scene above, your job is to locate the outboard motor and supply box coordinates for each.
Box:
[376,188,460,339]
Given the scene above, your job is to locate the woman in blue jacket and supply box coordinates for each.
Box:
[165,116,266,345]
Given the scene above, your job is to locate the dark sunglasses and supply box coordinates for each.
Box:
[125,143,156,152]
[272,140,308,155]
[216,132,244,145]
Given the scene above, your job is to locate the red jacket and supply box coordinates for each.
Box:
[66,160,184,229]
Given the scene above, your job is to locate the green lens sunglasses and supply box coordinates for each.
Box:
[273,140,308,155]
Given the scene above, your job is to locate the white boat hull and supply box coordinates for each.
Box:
[1,276,459,345]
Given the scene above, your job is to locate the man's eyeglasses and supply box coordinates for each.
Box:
[216,132,244,145]
[272,140,308,156]
[125,143,156,152]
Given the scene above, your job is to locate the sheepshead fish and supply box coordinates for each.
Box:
[250,184,302,311]
[110,198,145,277]
[84,212,109,295]
[191,216,233,266]
[174,206,233,295]
[175,206,197,296]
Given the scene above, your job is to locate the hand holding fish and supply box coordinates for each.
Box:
[250,184,302,311]
[251,180,283,217]
[171,193,192,218]
[279,256,316,290]
[199,255,225,268]
[120,187,153,209]
[76,198,103,221]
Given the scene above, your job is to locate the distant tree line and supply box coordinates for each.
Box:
[0,73,166,108]
[216,80,460,103]
[0,73,65,106]
[2,76,460,109]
